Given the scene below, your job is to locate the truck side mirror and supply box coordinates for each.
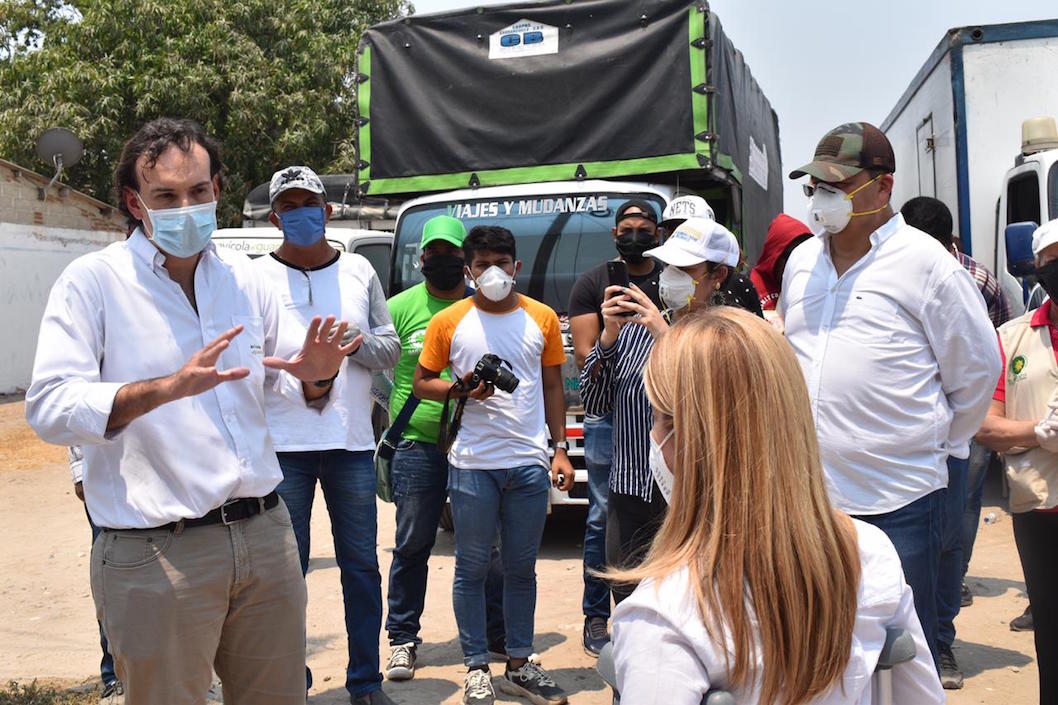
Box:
[1005,221,1039,277]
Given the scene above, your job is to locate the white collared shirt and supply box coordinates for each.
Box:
[26,229,301,529]
[611,520,945,705]
[254,251,400,452]
[780,213,1001,515]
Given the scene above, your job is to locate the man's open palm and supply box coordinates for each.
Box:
[263,315,359,382]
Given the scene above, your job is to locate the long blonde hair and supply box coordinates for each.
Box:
[609,307,860,705]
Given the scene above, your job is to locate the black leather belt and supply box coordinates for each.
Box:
[101,491,281,532]
[180,491,280,529]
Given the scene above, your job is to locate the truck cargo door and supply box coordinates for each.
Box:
[916,115,937,197]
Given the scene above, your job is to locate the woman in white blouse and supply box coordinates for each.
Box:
[607,308,944,705]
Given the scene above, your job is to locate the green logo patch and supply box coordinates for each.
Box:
[1011,355,1027,376]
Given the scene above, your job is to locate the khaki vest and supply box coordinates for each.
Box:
[998,310,1058,512]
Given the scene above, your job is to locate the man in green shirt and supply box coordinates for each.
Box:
[383,215,504,681]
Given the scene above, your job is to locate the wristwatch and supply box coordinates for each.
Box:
[551,440,570,452]
[313,371,339,388]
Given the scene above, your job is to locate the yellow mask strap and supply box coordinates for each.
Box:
[845,173,887,218]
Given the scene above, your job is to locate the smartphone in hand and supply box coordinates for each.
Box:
[605,260,634,317]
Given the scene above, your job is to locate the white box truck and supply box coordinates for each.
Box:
[353,0,784,519]
[882,20,1058,310]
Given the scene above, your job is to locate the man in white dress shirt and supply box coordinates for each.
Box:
[25,118,355,705]
[781,122,1001,668]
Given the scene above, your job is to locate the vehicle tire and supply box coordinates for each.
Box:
[439,504,454,532]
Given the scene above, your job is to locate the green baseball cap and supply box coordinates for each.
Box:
[789,122,896,183]
[420,215,467,249]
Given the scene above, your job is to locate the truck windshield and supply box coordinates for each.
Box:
[391,193,666,314]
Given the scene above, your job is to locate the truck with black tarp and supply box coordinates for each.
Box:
[353,0,782,513]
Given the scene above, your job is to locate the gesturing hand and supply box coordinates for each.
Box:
[170,326,250,399]
[264,315,359,382]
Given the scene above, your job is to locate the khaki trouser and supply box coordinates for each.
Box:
[90,498,307,705]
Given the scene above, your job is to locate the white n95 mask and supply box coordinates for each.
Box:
[474,265,515,302]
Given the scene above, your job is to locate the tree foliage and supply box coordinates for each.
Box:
[0,0,410,225]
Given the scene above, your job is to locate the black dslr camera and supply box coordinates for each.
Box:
[466,353,519,393]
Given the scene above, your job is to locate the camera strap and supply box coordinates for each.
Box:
[437,382,468,454]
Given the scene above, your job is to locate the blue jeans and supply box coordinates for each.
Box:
[938,456,968,647]
[276,450,382,698]
[961,441,991,576]
[87,508,117,687]
[449,464,550,668]
[582,416,613,620]
[853,488,944,667]
[385,440,505,647]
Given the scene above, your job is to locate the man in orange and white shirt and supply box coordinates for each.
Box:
[413,225,573,705]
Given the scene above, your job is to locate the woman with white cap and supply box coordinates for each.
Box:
[579,217,763,604]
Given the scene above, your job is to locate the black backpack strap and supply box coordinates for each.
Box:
[377,396,421,461]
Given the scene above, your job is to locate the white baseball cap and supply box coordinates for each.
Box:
[660,195,714,227]
[645,217,740,268]
[1032,219,1058,256]
[269,165,326,205]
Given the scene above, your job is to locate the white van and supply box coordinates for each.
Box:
[212,226,394,294]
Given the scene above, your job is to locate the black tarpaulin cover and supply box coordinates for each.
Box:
[355,0,781,259]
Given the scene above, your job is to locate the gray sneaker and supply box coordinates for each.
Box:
[938,643,964,690]
[99,681,124,705]
[386,643,417,681]
[463,669,495,704]
[498,661,567,705]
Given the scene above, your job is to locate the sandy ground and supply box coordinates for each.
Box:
[0,398,1041,704]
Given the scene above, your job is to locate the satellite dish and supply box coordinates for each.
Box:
[36,127,83,169]
[34,127,83,201]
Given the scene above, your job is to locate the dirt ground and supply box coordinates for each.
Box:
[0,398,1041,704]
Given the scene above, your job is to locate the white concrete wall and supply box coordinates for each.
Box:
[0,224,122,394]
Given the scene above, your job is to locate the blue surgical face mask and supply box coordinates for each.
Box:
[278,206,326,246]
[138,193,218,258]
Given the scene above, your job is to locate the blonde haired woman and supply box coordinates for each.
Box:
[609,308,943,705]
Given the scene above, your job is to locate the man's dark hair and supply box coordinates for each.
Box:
[901,196,953,249]
[113,118,224,228]
[464,225,516,263]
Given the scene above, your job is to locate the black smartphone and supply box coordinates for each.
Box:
[606,260,630,289]
[605,260,633,316]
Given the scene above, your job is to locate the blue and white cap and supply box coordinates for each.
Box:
[269,165,325,205]
[645,217,740,268]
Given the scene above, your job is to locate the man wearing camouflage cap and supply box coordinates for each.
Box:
[780,122,1001,671]
[256,165,401,704]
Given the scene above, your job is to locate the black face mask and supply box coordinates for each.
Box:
[421,254,466,290]
[1036,260,1058,302]
[615,228,657,264]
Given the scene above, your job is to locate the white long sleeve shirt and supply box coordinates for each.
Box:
[26,230,302,529]
[780,214,1001,514]
[254,250,400,452]
[611,520,945,705]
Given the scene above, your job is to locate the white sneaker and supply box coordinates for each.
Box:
[463,668,495,704]
[386,643,417,681]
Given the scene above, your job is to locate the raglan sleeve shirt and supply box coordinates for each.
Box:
[351,272,400,371]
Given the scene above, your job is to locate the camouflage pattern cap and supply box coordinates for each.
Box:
[269,165,325,205]
[789,122,895,182]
